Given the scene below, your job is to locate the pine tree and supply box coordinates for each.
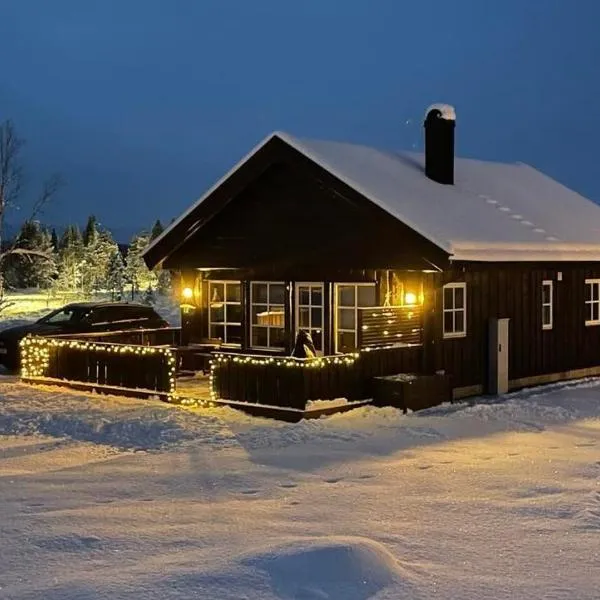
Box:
[50,228,59,251]
[150,219,164,241]
[142,284,155,305]
[149,219,171,296]
[59,224,83,252]
[54,224,84,293]
[34,228,58,289]
[83,215,98,247]
[156,269,172,296]
[80,217,100,295]
[13,221,38,287]
[124,232,156,300]
[81,225,118,296]
[10,221,57,288]
[105,246,125,300]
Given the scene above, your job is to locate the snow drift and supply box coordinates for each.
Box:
[243,536,417,600]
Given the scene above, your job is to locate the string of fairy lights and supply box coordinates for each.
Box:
[204,343,420,404]
[20,335,420,407]
[205,352,360,403]
[20,336,178,396]
[19,301,422,408]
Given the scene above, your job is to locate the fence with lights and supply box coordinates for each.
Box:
[20,335,177,398]
[17,301,426,410]
[210,345,423,409]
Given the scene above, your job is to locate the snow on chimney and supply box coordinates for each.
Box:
[424,103,456,185]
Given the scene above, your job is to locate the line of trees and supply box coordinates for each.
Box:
[2,216,170,301]
[0,118,170,306]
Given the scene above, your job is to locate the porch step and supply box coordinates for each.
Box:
[173,393,372,423]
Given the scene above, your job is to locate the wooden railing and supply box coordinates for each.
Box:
[358,305,423,349]
[211,345,423,409]
[20,335,177,397]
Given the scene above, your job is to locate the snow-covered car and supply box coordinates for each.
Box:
[0,301,169,371]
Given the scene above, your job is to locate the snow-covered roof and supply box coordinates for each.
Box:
[145,131,600,263]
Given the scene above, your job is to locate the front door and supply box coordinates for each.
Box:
[488,318,509,394]
[295,283,324,354]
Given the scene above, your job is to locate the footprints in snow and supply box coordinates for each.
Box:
[512,485,565,499]
[576,490,600,530]
[32,533,103,552]
[237,473,377,498]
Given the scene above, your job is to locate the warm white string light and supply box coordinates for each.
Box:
[20,335,178,397]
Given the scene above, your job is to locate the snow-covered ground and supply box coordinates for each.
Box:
[1,377,599,599]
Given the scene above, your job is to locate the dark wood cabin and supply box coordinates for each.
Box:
[144,104,600,401]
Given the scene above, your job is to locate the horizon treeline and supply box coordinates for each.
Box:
[1,216,169,300]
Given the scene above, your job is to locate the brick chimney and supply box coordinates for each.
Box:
[424,103,456,185]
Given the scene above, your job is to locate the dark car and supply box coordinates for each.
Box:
[0,301,169,371]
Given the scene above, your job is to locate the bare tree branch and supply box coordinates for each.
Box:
[0,119,24,229]
[0,119,65,303]
[30,173,64,221]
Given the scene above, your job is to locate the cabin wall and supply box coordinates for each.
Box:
[179,268,431,355]
[432,262,600,390]
[177,263,600,394]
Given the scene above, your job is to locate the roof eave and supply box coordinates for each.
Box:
[451,246,600,262]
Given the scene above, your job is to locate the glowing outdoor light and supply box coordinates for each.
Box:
[182,287,194,300]
[404,292,417,305]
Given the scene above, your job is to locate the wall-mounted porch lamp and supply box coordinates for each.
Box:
[180,286,196,313]
[404,292,417,305]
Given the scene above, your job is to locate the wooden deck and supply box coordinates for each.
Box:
[174,374,371,422]
[175,375,212,404]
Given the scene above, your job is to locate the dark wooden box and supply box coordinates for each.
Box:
[372,373,452,413]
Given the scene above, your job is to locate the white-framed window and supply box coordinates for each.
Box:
[542,280,553,330]
[443,282,467,339]
[251,282,286,349]
[295,283,324,353]
[208,281,242,345]
[334,283,377,353]
[585,279,600,326]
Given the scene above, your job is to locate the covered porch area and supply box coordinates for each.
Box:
[168,265,451,417]
[176,267,435,358]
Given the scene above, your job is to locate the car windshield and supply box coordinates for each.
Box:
[37,307,90,325]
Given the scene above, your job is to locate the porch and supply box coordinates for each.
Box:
[178,267,434,353]
[18,299,451,420]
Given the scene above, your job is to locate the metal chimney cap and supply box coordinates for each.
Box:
[425,103,456,121]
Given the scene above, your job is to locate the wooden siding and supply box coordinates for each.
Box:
[177,261,600,394]
[162,138,448,273]
[432,263,600,389]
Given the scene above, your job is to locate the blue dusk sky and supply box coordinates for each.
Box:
[1,0,599,241]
